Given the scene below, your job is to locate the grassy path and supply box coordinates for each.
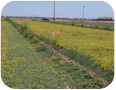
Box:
[1,21,106,89]
[1,21,77,88]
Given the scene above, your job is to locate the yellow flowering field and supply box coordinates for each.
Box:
[2,20,108,89]
[14,20,114,72]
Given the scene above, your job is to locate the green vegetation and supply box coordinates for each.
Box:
[13,19,114,81]
[2,21,75,89]
[2,19,111,89]
[46,21,114,31]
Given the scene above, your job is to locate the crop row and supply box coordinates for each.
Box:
[13,20,114,73]
[44,21,114,31]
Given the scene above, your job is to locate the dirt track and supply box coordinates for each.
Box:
[33,36,110,87]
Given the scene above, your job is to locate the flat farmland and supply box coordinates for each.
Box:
[1,19,114,89]
[14,20,114,72]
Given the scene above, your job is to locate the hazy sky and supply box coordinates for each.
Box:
[1,1,114,19]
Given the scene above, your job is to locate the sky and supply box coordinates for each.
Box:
[1,1,114,19]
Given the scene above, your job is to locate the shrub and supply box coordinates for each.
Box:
[39,41,44,46]
[64,49,77,60]
[30,39,38,44]
[23,23,28,30]
[37,45,47,52]
[71,22,75,26]
[94,26,99,29]
[26,34,34,40]
[104,26,110,30]
[50,56,59,63]
[73,64,83,70]
[80,24,84,27]
[59,60,65,66]
[83,25,88,28]
[20,27,26,34]
[23,32,30,38]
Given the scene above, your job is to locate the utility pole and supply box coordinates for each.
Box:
[53,1,55,21]
[83,6,85,19]
[82,6,85,25]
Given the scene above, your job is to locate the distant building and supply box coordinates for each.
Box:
[42,18,50,21]
[97,17,113,21]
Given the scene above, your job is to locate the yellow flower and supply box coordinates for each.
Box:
[40,80,43,83]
